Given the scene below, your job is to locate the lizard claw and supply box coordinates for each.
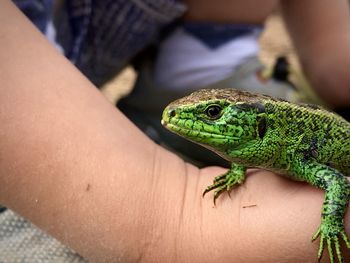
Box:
[202,167,245,204]
[202,179,226,198]
[312,223,349,263]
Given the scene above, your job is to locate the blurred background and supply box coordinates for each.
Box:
[101,13,299,103]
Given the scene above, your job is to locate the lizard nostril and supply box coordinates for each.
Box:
[169,109,176,117]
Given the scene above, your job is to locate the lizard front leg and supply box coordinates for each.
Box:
[203,137,280,204]
[203,163,246,205]
[291,160,350,263]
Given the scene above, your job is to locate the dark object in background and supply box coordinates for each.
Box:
[335,107,350,121]
[273,56,290,82]
[0,206,6,213]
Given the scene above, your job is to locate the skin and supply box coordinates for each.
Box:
[280,0,350,107]
[184,0,279,23]
[162,88,350,262]
[0,1,350,262]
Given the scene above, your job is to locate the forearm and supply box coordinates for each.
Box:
[0,1,186,261]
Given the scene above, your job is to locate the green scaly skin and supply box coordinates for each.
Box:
[161,88,350,263]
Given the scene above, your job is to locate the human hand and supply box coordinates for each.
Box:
[141,161,350,262]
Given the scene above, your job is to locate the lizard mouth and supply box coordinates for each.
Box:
[163,122,237,141]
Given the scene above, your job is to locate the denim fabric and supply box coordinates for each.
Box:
[183,22,263,49]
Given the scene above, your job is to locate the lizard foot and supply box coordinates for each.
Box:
[312,221,350,263]
[202,165,245,205]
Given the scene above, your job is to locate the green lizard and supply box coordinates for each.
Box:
[161,88,350,263]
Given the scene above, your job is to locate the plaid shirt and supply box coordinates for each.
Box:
[14,0,186,86]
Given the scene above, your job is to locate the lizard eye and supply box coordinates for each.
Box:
[205,105,222,119]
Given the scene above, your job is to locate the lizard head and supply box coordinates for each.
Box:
[161,89,269,158]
